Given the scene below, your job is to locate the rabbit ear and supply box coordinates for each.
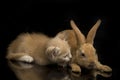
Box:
[70,20,85,46]
[86,19,101,44]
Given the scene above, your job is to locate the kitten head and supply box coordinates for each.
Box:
[46,37,72,67]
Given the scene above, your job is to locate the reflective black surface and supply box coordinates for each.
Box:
[5,60,112,80]
[1,1,118,80]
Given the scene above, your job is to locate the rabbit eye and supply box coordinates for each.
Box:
[80,52,85,57]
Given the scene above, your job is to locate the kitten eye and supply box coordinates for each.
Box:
[63,54,68,58]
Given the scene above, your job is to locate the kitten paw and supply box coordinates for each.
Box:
[18,55,34,63]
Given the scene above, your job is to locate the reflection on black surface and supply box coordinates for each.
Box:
[8,61,112,80]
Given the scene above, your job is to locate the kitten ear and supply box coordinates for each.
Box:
[46,46,61,58]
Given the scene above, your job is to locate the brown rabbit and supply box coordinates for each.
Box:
[56,19,112,77]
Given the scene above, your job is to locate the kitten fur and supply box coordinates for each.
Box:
[6,32,72,67]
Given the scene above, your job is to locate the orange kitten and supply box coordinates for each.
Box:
[6,32,72,68]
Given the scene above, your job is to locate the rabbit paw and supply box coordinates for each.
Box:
[96,64,112,77]
[70,63,81,73]
[99,65,112,72]
[18,55,34,63]
[97,65,112,77]
[69,63,81,77]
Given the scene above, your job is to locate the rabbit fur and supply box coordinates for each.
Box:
[56,19,112,77]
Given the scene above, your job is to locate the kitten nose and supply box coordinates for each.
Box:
[88,62,95,69]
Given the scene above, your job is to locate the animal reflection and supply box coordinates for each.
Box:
[7,61,111,80]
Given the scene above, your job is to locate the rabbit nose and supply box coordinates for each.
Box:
[88,62,95,69]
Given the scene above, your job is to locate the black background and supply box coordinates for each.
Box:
[1,0,119,80]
